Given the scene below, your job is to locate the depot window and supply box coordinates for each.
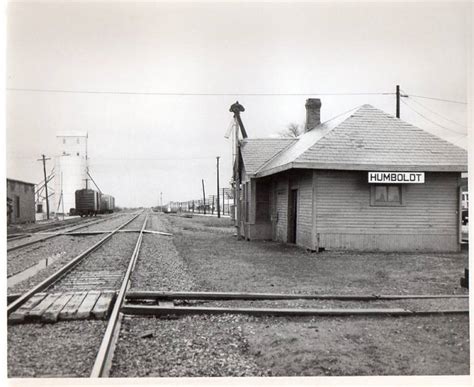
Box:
[370,185,404,206]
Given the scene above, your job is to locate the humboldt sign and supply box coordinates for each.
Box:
[368,172,425,184]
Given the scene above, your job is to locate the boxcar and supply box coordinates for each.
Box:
[75,189,101,216]
[100,194,115,214]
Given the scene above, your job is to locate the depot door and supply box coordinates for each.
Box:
[288,189,298,244]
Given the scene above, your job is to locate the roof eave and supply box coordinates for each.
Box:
[255,162,467,177]
[255,163,294,178]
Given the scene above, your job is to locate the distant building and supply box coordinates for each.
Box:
[54,131,88,214]
[238,100,467,252]
[7,178,36,225]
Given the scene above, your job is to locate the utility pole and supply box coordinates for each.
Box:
[396,84,400,118]
[37,154,51,220]
[202,179,206,215]
[216,156,221,218]
[160,192,163,211]
[61,171,65,219]
[222,187,225,216]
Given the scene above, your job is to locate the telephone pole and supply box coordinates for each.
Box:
[37,154,51,220]
[396,84,400,118]
[202,179,206,215]
[216,156,221,218]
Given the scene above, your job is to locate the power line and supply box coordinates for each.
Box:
[8,156,223,161]
[401,99,467,136]
[450,134,468,147]
[400,89,466,128]
[6,87,394,97]
[404,93,467,105]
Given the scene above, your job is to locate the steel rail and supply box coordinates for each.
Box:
[125,291,469,301]
[7,214,124,252]
[7,234,31,241]
[121,304,469,317]
[90,212,149,378]
[7,212,142,315]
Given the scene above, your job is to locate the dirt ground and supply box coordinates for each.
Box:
[167,215,468,295]
[162,214,469,376]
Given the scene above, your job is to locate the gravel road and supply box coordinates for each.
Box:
[8,320,107,377]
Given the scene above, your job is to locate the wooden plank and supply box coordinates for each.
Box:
[59,292,88,320]
[76,291,101,319]
[125,290,468,301]
[91,291,116,319]
[28,293,62,320]
[9,293,47,323]
[42,293,74,323]
[121,304,413,317]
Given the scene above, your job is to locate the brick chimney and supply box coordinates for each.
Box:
[305,98,322,132]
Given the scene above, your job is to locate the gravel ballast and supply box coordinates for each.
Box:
[6,217,107,250]
[110,314,268,377]
[8,320,108,377]
[130,234,195,291]
[50,232,140,292]
[77,213,134,232]
[8,234,104,278]
[8,235,106,295]
[130,213,195,291]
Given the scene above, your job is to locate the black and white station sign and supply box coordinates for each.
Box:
[368,172,425,184]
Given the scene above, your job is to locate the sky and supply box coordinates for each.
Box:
[6,1,470,208]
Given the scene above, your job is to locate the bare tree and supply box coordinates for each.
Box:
[279,123,303,138]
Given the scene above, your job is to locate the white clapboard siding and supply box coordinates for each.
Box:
[314,170,459,251]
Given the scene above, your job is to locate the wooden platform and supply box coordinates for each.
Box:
[9,290,116,324]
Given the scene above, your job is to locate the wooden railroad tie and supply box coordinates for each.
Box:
[8,290,116,324]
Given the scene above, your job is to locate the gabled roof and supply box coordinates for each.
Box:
[252,104,467,177]
[240,138,296,175]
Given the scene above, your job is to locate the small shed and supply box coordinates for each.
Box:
[239,100,467,252]
[7,178,36,225]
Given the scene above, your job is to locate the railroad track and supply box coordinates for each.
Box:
[7,210,469,378]
[6,213,126,252]
[7,210,151,378]
[7,211,143,313]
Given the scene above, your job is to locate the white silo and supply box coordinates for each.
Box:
[54,131,89,215]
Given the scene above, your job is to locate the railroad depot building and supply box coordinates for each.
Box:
[7,178,36,225]
[238,100,467,252]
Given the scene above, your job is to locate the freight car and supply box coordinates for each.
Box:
[75,189,101,216]
[100,194,115,214]
[74,189,115,216]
